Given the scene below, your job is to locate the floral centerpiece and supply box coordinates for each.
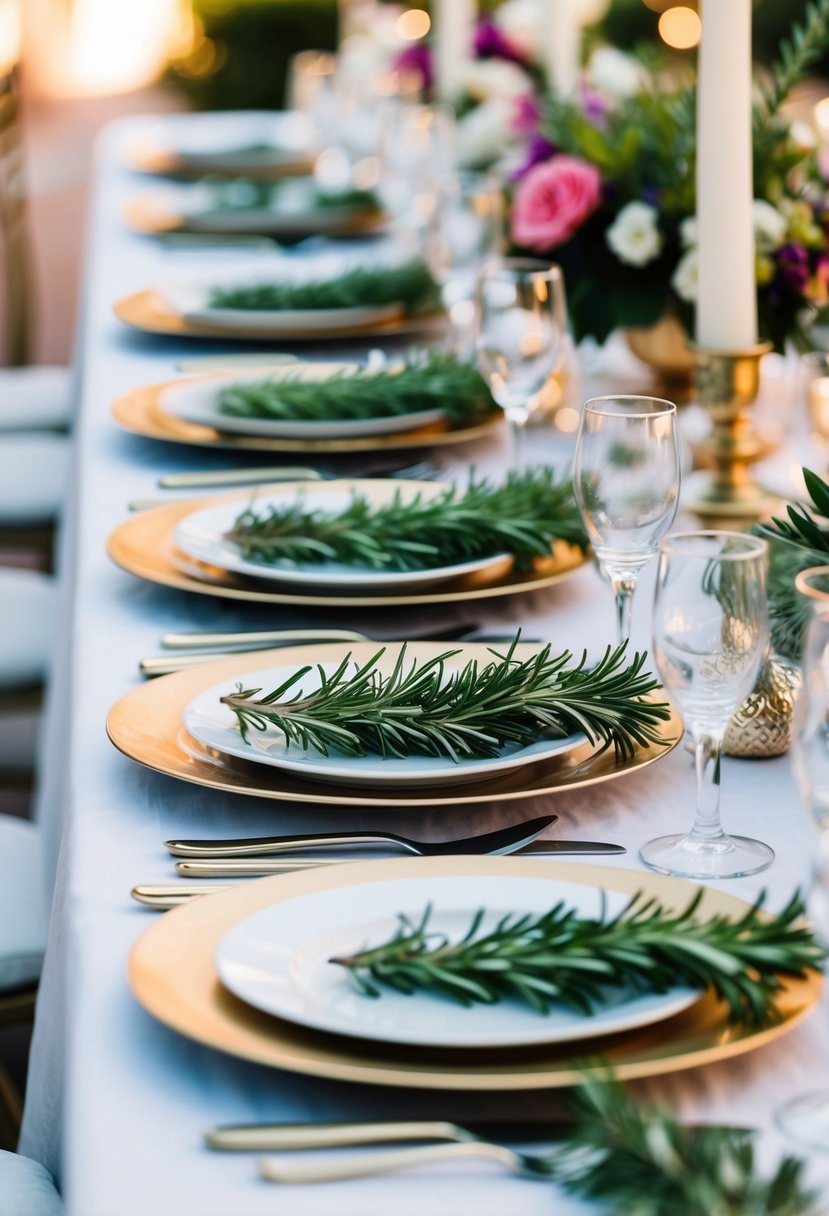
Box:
[509,1,829,350]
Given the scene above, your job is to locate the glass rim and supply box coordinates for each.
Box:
[477,257,562,282]
[583,394,677,418]
[794,565,829,601]
[658,530,767,560]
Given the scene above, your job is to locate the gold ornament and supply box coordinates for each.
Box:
[723,657,802,758]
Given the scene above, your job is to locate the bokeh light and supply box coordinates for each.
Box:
[396,10,430,42]
[658,6,702,50]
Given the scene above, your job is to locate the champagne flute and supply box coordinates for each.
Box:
[777,565,829,1148]
[641,531,774,879]
[573,396,679,643]
[474,258,566,470]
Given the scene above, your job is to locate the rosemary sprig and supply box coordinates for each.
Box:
[221,636,672,763]
[554,1075,820,1215]
[218,350,496,427]
[331,890,825,1027]
[208,259,440,314]
[225,469,588,573]
[205,179,380,214]
[753,466,829,659]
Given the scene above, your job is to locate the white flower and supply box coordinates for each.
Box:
[672,249,698,302]
[494,0,543,59]
[461,58,532,103]
[606,202,663,266]
[790,119,818,151]
[679,215,697,248]
[752,199,787,251]
[456,99,515,169]
[587,47,647,100]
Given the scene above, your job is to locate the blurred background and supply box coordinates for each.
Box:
[13,0,827,366]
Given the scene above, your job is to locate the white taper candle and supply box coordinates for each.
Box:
[546,0,580,96]
[695,0,757,348]
[434,0,476,102]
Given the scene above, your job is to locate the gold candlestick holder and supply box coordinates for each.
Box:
[688,342,780,530]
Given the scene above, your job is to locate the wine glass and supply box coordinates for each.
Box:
[640,531,774,879]
[573,396,679,643]
[776,565,829,1148]
[379,103,457,244]
[474,258,566,470]
[424,171,504,349]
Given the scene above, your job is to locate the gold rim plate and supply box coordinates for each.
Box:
[128,856,821,1090]
[114,290,447,343]
[106,641,682,808]
[106,483,591,607]
[124,147,315,181]
[124,195,389,239]
[112,374,503,454]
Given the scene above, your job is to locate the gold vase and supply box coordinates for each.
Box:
[624,312,695,386]
[723,657,801,758]
[688,343,781,531]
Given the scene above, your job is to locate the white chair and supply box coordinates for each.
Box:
[0,568,57,779]
[0,367,72,434]
[0,1150,61,1214]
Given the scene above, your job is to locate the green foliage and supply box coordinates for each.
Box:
[218,350,496,426]
[221,635,672,763]
[555,1074,821,1215]
[208,260,441,314]
[204,179,381,214]
[754,466,829,658]
[226,468,588,572]
[333,889,825,1027]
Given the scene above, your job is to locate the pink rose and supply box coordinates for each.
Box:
[511,155,601,251]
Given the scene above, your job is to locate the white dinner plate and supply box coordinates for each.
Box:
[159,280,401,333]
[173,481,508,590]
[215,873,700,1049]
[161,365,444,440]
[182,657,586,789]
[123,111,315,172]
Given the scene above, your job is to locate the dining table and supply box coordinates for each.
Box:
[16,114,829,1215]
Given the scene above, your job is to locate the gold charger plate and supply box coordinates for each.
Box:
[106,482,590,607]
[106,641,682,808]
[129,855,821,1090]
[114,290,447,343]
[124,195,389,239]
[112,375,504,454]
[124,145,315,181]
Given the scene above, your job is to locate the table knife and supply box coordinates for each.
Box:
[174,841,625,877]
[206,1119,575,1152]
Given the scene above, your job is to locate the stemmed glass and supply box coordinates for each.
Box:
[776,565,829,1148]
[573,396,680,643]
[474,258,566,470]
[640,531,774,879]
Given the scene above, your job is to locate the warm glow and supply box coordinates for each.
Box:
[0,0,21,74]
[396,9,431,42]
[658,6,701,50]
[815,97,829,135]
[554,407,580,433]
[25,0,179,97]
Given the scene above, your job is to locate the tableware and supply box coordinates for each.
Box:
[641,532,773,879]
[106,492,589,609]
[128,856,820,1089]
[122,111,315,180]
[175,354,297,373]
[158,623,478,649]
[113,289,446,343]
[475,260,566,470]
[157,459,441,489]
[574,396,680,644]
[172,483,508,593]
[777,566,829,1150]
[182,656,586,789]
[258,1141,560,1182]
[165,816,557,858]
[207,1118,575,1151]
[124,186,387,240]
[175,842,627,875]
[106,644,681,810]
[132,885,231,909]
[160,365,443,441]
[161,278,404,334]
[112,375,501,454]
[214,870,700,1049]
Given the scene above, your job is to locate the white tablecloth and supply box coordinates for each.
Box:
[18,118,829,1215]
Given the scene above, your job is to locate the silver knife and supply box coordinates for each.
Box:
[173,841,625,877]
[206,1119,574,1152]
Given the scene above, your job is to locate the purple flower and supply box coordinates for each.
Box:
[512,92,541,135]
[775,242,810,293]
[512,134,558,181]
[580,87,608,125]
[393,43,433,94]
[642,185,663,208]
[473,18,527,66]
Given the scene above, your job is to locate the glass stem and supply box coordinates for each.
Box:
[689,731,727,843]
[506,411,527,472]
[610,576,636,644]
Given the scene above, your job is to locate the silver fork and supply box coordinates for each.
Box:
[155,460,442,491]
[259,1140,563,1183]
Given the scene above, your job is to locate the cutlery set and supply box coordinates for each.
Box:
[131,817,626,908]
